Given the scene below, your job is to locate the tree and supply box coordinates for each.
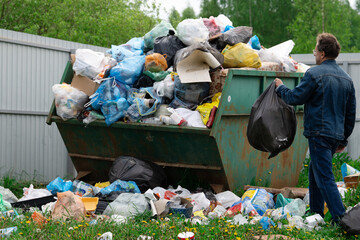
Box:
[181,6,197,20]
[0,0,159,47]
[168,7,181,28]
[199,0,297,48]
[200,0,221,18]
[288,0,357,53]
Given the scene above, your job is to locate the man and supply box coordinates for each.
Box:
[275,33,356,224]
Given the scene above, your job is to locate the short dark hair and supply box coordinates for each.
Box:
[316,33,341,58]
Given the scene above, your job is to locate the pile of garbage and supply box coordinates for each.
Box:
[0,160,359,238]
[52,14,310,127]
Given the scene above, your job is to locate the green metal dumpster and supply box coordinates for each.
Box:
[47,61,307,191]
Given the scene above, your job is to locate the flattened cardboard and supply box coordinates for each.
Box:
[177,50,221,84]
[71,74,99,96]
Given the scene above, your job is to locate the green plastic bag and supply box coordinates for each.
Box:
[275,193,293,209]
[144,21,174,50]
[143,71,170,82]
[0,193,12,212]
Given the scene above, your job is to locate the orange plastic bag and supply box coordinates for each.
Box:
[51,191,86,221]
[31,211,47,226]
[145,53,168,72]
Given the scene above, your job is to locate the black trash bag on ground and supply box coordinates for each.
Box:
[340,204,360,235]
[109,156,167,193]
[154,30,186,68]
[247,82,297,159]
[95,191,124,214]
[211,26,253,52]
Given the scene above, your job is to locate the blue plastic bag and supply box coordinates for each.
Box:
[101,97,130,126]
[99,179,141,195]
[46,177,73,195]
[241,188,274,216]
[106,37,144,62]
[109,55,145,86]
[259,217,275,230]
[248,35,261,50]
[126,87,161,122]
[341,163,360,180]
[222,25,234,33]
[90,78,128,111]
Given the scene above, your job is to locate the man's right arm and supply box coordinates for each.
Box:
[276,71,316,106]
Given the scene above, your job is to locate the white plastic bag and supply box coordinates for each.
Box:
[208,205,227,218]
[153,74,175,99]
[103,193,149,217]
[258,40,298,72]
[19,184,52,201]
[152,187,167,199]
[214,14,233,32]
[215,191,241,208]
[73,49,106,79]
[190,192,210,212]
[0,186,18,203]
[284,198,306,217]
[173,186,191,199]
[233,214,248,225]
[52,83,88,120]
[176,19,209,46]
[174,108,206,128]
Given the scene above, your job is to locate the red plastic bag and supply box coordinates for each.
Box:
[203,17,221,37]
[164,190,177,200]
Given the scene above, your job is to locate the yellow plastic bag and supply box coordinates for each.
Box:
[222,42,261,68]
[95,181,110,188]
[196,92,221,125]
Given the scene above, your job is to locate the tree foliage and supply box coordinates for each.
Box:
[0,0,159,47]
[181,6,197,20]
[288,0,356,53]
[200,0,360,53]
[168,7,182,28]
[200,0,297,48]
[1,0,359,53]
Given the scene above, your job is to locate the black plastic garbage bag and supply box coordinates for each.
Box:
[133,74,155,89]
[154,30,186,68]
[247,82,297,159]
[340,204,360,235]
[169,75,210,110]
[95,191,124,214]
[109,156,167,193]
[210,26,253,52]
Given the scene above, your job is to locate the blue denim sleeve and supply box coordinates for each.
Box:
[343,83,357,145]
[276,71,316,106]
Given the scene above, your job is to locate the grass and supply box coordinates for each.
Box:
[0,153,359,239]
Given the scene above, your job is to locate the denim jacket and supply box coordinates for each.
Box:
[276,60,356,145]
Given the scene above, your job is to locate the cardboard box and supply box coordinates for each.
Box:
[344,172,360,188]
[71,74,99,96]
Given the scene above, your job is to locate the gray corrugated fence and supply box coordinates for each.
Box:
[0,29,107,181]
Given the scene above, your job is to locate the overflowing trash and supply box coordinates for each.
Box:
[51,14,308,128]
[25,12,359,238]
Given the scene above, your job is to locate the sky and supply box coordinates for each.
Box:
[149,0,202,20]
[151,0,357,21]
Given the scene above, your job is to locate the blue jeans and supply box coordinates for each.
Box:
[308,136,345,222]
